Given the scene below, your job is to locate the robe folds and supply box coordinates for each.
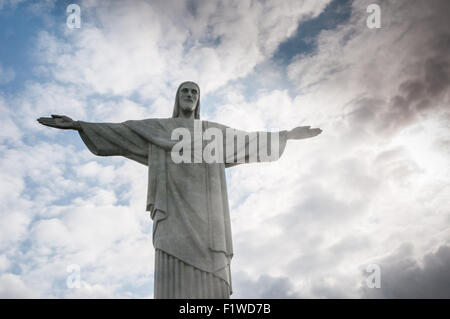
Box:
[78,118,287,296]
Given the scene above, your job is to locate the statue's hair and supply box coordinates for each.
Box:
[172,81,200,119]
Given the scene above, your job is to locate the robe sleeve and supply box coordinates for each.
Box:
[225,129,288,167]
[206,122,288,167]
[78,121,150,166]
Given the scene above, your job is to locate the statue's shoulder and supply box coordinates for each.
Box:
[125,118,229,131]
[124,117,172,125]
[140,117,172,122]
[202,121,225,127]
[203,120,228,130]
[122,118,175,134]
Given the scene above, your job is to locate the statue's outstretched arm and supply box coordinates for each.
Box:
[285,126,322,140]
[38,115,149,165]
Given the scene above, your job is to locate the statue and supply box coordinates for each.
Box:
[37,81,322,298]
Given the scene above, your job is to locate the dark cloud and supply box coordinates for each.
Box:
[361,244,450,298]
[342,0,450,137]
[185,0,198,17]
[377,54,450,135]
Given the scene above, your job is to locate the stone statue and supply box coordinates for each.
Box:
[37,81,322,299]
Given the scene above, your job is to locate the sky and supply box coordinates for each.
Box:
[0,0,449,298]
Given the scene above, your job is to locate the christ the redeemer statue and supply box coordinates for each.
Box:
[38,81,322,299]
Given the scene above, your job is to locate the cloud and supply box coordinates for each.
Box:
[219,0,450,299]
[33,0,331,98]
[0,97,23,143]
[64,281,115,299]
[0,273,37,298]
[0,106,153,297]
[287,0,450,137]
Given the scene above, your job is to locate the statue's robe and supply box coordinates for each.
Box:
[77,118,287,298]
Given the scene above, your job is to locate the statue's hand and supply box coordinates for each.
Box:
[37,115,80,130]
[287,126,322,140]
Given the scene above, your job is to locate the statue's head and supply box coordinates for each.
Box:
[172,81,200,119]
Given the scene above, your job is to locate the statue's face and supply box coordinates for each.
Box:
[178,83,199,113]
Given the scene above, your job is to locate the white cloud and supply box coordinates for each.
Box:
[64,281,115,299]
[0,274,38,298]
[0,212,31,251]
[0,98,22,143]
[33,0,331,98]
[0,255,10,271]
